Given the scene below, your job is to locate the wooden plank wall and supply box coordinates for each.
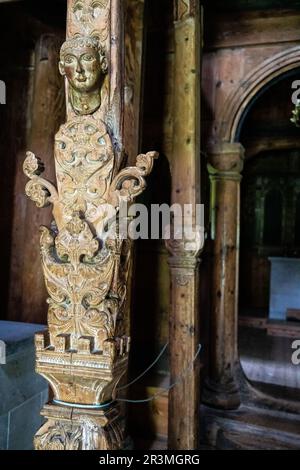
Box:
[0,2,66,324]
[202,8,300,147]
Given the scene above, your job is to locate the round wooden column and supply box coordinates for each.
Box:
[167,0,202,449]
[167,247,201,450]
[203,142,244,410]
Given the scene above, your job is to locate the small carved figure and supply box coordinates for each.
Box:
[59,36,108,115]
[291,99,300,127]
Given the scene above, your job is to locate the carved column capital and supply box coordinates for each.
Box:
[207,142,245,181]
[174,0,199,21]
[166,230,204,269]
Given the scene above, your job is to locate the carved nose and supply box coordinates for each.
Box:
[76,61,83,73]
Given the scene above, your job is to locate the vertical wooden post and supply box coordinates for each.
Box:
[203,143,244,410]
[23,0,157,450]
[166,0,202,450]
[124,0,145,165]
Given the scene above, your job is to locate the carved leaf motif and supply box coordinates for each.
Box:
[39,214,118,342]
[54,117,114,226]
[35,423,83,451]
[71,1,110,41]
[23,15,159,449]
[109,151,158,207]
[23,152,58,208]
[35,418,117,451]
[23,151,44,178]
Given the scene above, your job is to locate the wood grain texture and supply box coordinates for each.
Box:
[203,143,244,410]
[23,0,157,451]
[166,0,202,450]
[124,0,145,165]
[1,4,64,323]
[20,35,65,324]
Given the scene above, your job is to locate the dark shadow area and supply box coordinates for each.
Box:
[0,1,66,322]
[128,0,172,449]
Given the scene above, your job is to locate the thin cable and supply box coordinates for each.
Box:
[117,342,169,391]
[116,344,202,404]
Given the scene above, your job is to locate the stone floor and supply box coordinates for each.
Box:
[239,325,300,391]
[0,321,48,450]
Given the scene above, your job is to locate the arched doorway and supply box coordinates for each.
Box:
[238,71,300,394]
[204,47,300,411]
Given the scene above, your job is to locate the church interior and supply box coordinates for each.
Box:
[0,0,300,451]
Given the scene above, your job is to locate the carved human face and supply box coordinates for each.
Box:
[61,47,102,93]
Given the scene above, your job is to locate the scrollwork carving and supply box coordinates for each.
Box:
[174,0,197,21]
[23,151,58,208]
[108,151,158,207]
[24,17,157,449]
[35,417,119,450]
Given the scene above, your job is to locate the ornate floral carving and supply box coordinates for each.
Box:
[72,0,110,32]
[35,422,83,451]
[23,152,58,208]
[35,416,121,450]
[24,9,157,449]
[54,116,114,227]
[25,44,157,443]
[108,151,158,207]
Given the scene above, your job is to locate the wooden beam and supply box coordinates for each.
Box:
[124,0,145,165]
[166,0,202,450]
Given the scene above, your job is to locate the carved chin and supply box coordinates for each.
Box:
[72,82,95,92]
[70,76,100,93]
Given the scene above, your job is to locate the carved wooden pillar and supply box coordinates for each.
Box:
[23,0,157,450]
[203,142,244,410]
[166,0,203,450]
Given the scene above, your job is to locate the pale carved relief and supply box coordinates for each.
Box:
[24,28,157,450]
[59,36,108,115]
[174,0,197,21]
[35,410,122,450]
[73,0,110,24]
[69,1,110,44]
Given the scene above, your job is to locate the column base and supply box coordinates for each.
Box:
[35,402,124,450]
[202,378,241,410]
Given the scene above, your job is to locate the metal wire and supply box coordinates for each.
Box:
[116,344,202,404]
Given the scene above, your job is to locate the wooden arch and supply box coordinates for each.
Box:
[217,45,300,143]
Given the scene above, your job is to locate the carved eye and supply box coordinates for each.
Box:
[98,137,106,145]
[65,55,75,65]
[82,53,94,62]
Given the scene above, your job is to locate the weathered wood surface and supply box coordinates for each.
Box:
[0,3,66,324]
[22,0,157,451]
[202,9,300,147]
[19,36,65,324]
[202,8,300,422]
[166,0,202,450]
[124,0,145,165]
